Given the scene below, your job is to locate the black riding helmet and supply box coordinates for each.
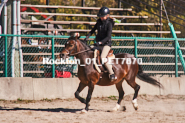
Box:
[97,6,110,17]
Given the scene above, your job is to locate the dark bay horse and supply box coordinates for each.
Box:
[60,36,162,113]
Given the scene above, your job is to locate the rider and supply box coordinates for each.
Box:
[84,6,117,81]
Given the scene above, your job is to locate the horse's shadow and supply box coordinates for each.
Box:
[0,106,82,113]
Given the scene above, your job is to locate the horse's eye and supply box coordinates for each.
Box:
[69,44,73,47]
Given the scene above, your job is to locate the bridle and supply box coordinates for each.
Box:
[64,40,91,56]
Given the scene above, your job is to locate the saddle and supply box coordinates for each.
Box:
[94,49,115,74]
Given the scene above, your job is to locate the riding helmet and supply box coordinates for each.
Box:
[97,6,110,17]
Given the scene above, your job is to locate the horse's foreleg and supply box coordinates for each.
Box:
[112,80,124,111]
[75,82,87,104]
[84,82,94,112]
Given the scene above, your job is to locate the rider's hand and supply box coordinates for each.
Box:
[84,35,90,42]
[94,42,100,46]
[84,38,87,42]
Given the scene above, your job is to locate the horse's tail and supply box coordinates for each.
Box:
[137,65,163,88]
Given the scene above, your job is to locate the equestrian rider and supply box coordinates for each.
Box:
[84,6,117,81]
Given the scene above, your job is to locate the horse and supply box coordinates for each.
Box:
[59,35,163,113]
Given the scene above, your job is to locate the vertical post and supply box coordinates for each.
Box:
[3,1,7,35]
[175,39,178,77]
[54,9,57,29]
[11,0,17,77]
[81,0,85,7]
[118,0,121,8]
[140,18,143,33]
[169,23,185,76]
[169,23,178,77]
[6,0,12,77]
[52,37,55,78]
[134,38,137,58]
[17,0,23,77]
[0,16,1,38]
[46,0,49,5]
[5,36,7,77]
[124,18,127,37]
[160,0,162,37]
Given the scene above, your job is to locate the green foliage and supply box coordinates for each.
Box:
[22,0,42,5]
[41,98,52,102]
[21,0,185,37]
[17,98,22,101]
[108,95,117,100]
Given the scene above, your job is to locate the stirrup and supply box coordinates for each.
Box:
[110,74,117,81]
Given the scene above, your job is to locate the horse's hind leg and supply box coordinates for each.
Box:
[112,80,125,111]
[75,82,87,104]
[126,78,140,110]
[132,83,140,110]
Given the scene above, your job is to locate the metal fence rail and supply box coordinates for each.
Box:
[0,34,185,78]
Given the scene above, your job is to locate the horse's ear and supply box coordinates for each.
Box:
[74,32,80,39]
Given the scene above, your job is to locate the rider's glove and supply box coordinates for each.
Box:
[84,38,88,42]
[94,42,99,46]
[94,42,102,46]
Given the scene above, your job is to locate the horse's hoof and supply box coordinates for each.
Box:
[107,109,116,112]
[132,99,138,111]
[132,103,138,110]
[108,108,117,112]
[134,106,138,111]
[81,109,88,114]
[121,106,126,111]
[108,104,120,112]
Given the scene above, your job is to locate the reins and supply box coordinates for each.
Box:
[70,49,91,55]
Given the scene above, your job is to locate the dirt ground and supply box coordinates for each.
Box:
[0,94,185,123]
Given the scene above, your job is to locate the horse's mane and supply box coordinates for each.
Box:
[68,36,91,50]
